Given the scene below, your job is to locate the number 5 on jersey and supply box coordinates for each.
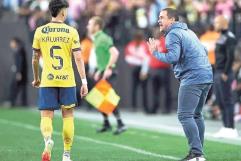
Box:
[50,46,63,70]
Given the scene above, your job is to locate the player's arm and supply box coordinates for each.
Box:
[32,50,41,87]
[72,29,87,81]
[72,29,88,97]
[32,27,41,88]
[73,50,88,97]
[73,50,87,81]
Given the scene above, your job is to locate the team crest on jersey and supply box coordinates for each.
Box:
[47,74,54,80]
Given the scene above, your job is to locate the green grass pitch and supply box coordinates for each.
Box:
[0,108,240,161]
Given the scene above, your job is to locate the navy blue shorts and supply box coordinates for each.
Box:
[38,87,77,110]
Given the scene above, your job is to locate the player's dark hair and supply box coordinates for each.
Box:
[48,0,69,18]
[92,16,105,30]
[162,8,179,21]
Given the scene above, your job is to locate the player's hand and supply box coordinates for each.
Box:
[94,71,101,81]
[102,68,112,80]
[32,79,40,88]
[80,84,88,98]
[147,38,158,54]
[221,73,228,82]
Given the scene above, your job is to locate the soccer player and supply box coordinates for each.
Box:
[32,1,88,161]
[87,16,127,135]
[148,8,213,161]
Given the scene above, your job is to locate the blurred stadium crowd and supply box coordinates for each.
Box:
[1,0,241,122]
[1,0,241,39]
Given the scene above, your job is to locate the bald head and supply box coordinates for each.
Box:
[214,15,229,32]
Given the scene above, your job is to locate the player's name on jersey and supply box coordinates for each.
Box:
[42,26,70,34]
[41,36,70,43]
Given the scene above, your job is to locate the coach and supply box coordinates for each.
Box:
[148,8,213,161]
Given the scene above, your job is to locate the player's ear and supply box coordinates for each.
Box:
[61,9,64,17]
[60,9,65,17]
[63,9,68,19]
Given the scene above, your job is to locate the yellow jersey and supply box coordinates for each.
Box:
[32,22,81,87]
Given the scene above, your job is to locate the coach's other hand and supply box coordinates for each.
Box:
[147,38,158,54]
[32,79,40,88]
[80,84,88,98]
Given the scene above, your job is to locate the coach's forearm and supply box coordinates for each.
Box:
[32,51,40,80]
[153,51,169,63]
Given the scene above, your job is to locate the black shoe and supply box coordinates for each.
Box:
[96,125,112,133]
[113,124,128,135]
[180,152,206,161]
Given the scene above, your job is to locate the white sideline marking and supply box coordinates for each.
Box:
[72,111,241,145]
[0,119,180,161]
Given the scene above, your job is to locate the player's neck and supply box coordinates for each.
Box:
[51,17,64,23]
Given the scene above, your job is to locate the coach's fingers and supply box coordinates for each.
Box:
[149,38,155,44]
[147,38,156,53]
[148,38,152,42]
[147,40,151,48]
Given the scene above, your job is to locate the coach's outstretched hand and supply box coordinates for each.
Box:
[147,38,158,54]
[32,79,40,88]
[80,84,88,98]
